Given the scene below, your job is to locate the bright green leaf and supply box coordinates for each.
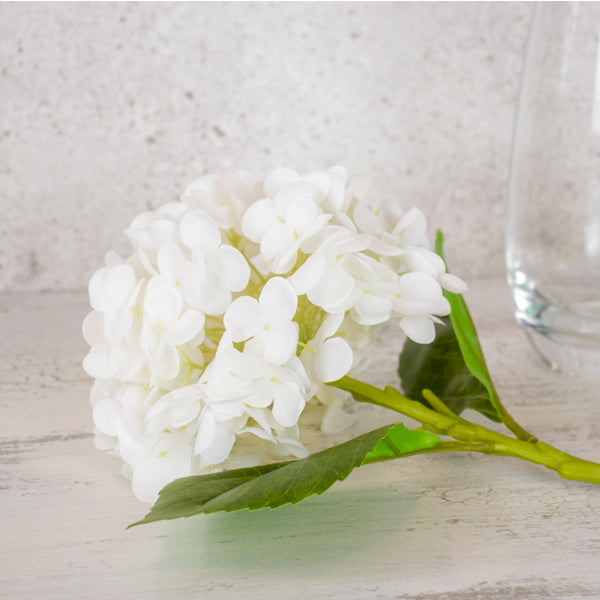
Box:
[364,423,442,462]
[130,423,441,526]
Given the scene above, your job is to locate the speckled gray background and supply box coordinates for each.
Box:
[0,2,532,292]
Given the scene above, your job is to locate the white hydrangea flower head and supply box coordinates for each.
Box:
[83,166,466,502]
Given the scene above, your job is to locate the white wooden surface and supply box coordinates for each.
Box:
[1,279,600,599]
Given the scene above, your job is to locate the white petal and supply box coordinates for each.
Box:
[200,423,237,464]
[82,311,105,346]
[316,228,369,256]
[93,398,120,436]
[351,293,392,326]
[90,378,117,405]
[399,316,435,344]
[273,180,319,213]
[298,212,332,246]
[317,313,345,341]
[304,171,332,201]
[154,344,181,380]
[318,386,357,433]
[132,453,191,503]
[89,264,136,313]
[103,306,134,346]
[147,219,180,247]
[275,436,309,458]
[288,252,327,294]
[93,432,117,451]
[264,168,299,197]
[392,297,443,317]
[104,251,122,267]
[183,176,238,230]
[108,343,147,381]
[353,202,384,234]
[132,460,171,503]
[169,400,201,429]
[260,224,297,273]
[284,197,320,232]
[83,347,113,378]
[241,379,276,409]
[259,276,298,322]
[322,404,357,434]
[263,321,299,365]
[332,212,358,232]
[439,272,468,294]
[194,409,216,455]
[143,281,182,326]
[322,169,346,212]
[348,170,371,200]
[116,420,147,465]
[224,296,261,341]
[156,202,190,221]
[178,261,203,307]
[135,247,159,276]
[281,355,312,395]
[396,272,442,300]
[215,245,250,292]
[182,174,222,201]
[166,309,205,346]
[124,226,151,249]
[157,242,185,277]
[308,266,355,313]
[180,210,221,253]
[272,383,305,427]
[227,347,270,380]
[400,249,443,278]
[392,207,428,246]
[314,337,353,382]
[241,198,278,242]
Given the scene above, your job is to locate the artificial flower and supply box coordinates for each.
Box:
[83,166,464,502]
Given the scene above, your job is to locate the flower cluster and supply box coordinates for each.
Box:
[82,167,466,502]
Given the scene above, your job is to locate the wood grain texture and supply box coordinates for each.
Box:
[1,281,599,599]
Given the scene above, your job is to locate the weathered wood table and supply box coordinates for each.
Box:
[2,279,599,599]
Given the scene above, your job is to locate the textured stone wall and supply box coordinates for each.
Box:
[0,2,531,291]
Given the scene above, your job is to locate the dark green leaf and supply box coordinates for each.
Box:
[130,423,441,526]
[398,316,500,421]
[128,463,290,527]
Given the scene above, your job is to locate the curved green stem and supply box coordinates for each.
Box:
[333,376,600,485]
[491,389,538,443]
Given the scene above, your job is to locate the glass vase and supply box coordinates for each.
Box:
[506,2,600,378]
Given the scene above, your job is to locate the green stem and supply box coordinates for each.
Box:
[496,399,538,443]
[362,440,496,465]
[333,376,600,485]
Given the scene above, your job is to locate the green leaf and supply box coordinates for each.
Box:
[130,423,441,526]
[364,423,442,462]
[397,231,502,422]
